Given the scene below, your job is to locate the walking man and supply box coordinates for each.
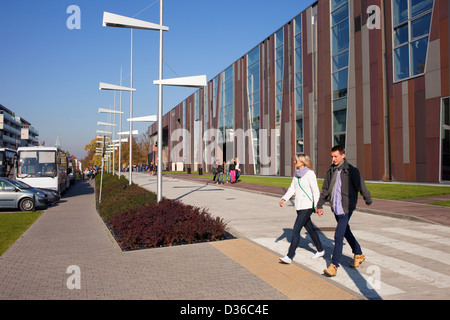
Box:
[316,145,372,277]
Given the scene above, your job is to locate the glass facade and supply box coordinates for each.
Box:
[275,29,284,125]
[213,76,218,118]
[194,91,199,165]
[442,98,450,180]
[247,46,261,173]
[275,28,284,175]
[331,0,349,147]
[294,15,303,154]
[220,66,234,143]
[183,100,186,168]
[204,87,208,131]
[393,0,434,81]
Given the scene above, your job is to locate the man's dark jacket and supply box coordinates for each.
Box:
[317,159,372,214]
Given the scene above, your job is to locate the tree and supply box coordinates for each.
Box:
[82,138,102,168]
[82,133,152,170]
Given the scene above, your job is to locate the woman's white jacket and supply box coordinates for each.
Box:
[282,170,320,211]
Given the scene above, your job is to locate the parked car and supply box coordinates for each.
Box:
[0,177,49,211]
[34,187,60,204]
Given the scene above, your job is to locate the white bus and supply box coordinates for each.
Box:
[16,146,70,195]
[0,148,17,178]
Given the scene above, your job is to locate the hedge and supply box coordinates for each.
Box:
[95,173,228,250]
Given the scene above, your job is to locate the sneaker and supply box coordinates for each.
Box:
[323,263,337,277]
[311,250,324,259]
[350,254,365,268]
[279,256,292,264]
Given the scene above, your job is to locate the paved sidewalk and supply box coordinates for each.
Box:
[2,172,447,301]
[164,173,450,227]
[0,179,358,300]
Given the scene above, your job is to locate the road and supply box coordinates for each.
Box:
[132,172,450,300]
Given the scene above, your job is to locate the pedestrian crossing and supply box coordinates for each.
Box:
[252,224,450,300]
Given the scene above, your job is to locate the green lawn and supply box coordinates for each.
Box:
[0,211,43,256]
[429,201,450,207]
[165,171,450,200]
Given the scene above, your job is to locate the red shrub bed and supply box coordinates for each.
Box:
[109,198,229,250]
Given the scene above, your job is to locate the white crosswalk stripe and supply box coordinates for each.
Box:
[383,227,450,246]
[361,247,450,289]
[353,230,450,265]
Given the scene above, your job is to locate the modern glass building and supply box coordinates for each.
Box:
[149,0,450,183]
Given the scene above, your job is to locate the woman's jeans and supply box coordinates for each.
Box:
[331,211,362,267]
[287,209,323,259]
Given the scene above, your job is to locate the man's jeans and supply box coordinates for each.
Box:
[332,211,362,267]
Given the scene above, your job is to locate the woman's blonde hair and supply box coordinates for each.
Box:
[296,154,313,169]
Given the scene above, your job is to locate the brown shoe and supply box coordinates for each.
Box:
[350,254,365,268]
[323,263,337,277]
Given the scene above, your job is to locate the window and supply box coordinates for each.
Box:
[213,76,218,118]
[331,0,349,148]
[275,29,284,125]
[247,46,261,173]
[18,151,57,178]
[194,91,199,165]
[393,0,434,82]
[441,97,450,181]
[294,15,304,154]
[219,66,233,143]
[195,91,199,121]
[204,88,208,131]
[275,28,284,175]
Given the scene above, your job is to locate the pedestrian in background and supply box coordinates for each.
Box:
[229,159,236,183]
[235,157,241,183]
[225,160,231,183]
[212,159,219,182]
[216,162,224,185]
[279,154,324,264]
[316,145,372,277]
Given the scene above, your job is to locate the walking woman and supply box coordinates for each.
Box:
[279,154,324,263]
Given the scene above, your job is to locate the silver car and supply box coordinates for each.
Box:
[0,177,48,211]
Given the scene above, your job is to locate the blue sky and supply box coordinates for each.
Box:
[0,0,315,159]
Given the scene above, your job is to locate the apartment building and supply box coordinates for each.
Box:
[0,104,39,149]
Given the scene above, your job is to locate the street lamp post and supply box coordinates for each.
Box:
[153,75,207,202]
[102,2,206,202]
[102,11,167,184]
[98,108,123,176]
[102,6,168,195]
[99,82,136,183]
[127,115,157,176]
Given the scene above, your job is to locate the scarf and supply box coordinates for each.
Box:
[294,167,309,178]
[329,160,345,210]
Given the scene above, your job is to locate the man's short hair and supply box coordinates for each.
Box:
[331,145,345,154]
